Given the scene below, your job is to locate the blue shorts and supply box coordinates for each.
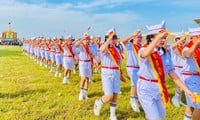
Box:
[101,69,120,96]
[137,79,166,120]
[55,54,63,65]
[183,75,200,108]
[50,52,55,61]
[45,51,50,60]
[63,57,74,70]
[127,68,139,87]
[79,61,91,78]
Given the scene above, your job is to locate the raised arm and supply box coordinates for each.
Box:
[141,32,168,58]
[183,38,200,58]
[75,38,83,47]
[121,30,141,46]
[100,36,112,53]
[171,35,186,49]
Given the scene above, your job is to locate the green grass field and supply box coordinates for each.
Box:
[0,46,186,120]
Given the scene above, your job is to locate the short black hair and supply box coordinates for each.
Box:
[104,35,118,42]
[146,34,155,45]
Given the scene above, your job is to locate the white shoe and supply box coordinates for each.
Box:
[40,61,43,66]
[110,116,117,120]
[172,95,180,107]
[78,91,84,101]
[94,100,101,116]
[89,79,93,83]
[94,69,97,73]
[52,67,56,72]
[130,100,140,112]
[44,64,48,68]
[83,91,88,100]
[47,65,51,69]
[62,77,69,84]
[73,70,76,74]
[54,71,58,77]
[49,68,53,73]
[59,73,62,77]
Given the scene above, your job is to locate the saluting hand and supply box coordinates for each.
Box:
[132,29,141,38]
[155,32,168,43]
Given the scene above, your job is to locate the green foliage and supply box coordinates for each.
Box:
[0,46,185,120]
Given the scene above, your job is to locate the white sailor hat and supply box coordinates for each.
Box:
[67,34,75,40]
[31,37,35,40]
[146,20,166,35]
[175,31,185,38]
[52,37,57,40]
[106,27,116,36]
[83,32,90,38]
[46,37,51,40]
[90,35,94,39]
[189,27,200,36]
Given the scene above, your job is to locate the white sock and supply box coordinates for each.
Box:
[130,96,138,102]
[97,98,104,106]
[184,113,192,120]
[110,102,117,117]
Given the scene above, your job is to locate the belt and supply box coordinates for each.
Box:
[139,76,158,82]
[79,59,91,62]
[101,66,119,70]
[126,65,139,68]
[64,55,72,57]
[175,65,183,68]
[182,72,200,76]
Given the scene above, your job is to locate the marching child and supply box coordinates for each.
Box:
[137,21,194,120]
[62,35,78,84]
[122,30,142,112]
[94,28,123,120]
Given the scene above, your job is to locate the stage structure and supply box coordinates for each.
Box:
[1,22,17,41]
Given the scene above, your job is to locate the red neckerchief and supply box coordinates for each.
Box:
[108,46,121,65]
[46,43,51,50]
[96,42,101,49]
[132,43,141,54]
[82,44,91,58]
[66,44,74,57]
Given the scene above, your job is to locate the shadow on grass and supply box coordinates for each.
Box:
[121,85,131,93]
[89,91,103,98]
[117,108,145,120]
[0,89,47,98]
[0,48,23,57]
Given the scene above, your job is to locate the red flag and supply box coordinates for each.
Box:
[87,26,91,31]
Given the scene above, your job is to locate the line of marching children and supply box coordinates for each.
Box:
[22,20,200,120]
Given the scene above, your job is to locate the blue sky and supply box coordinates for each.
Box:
[0,0,200,39]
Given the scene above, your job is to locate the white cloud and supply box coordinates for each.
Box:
[170,0,200,7]
[1,0,198,40]
[0,0,140,39]
[74,0,154,9]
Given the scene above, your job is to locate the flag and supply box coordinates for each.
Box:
[106,27,116,37]
[87,26,91,31]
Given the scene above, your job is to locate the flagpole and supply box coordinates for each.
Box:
[8,22,11,29]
